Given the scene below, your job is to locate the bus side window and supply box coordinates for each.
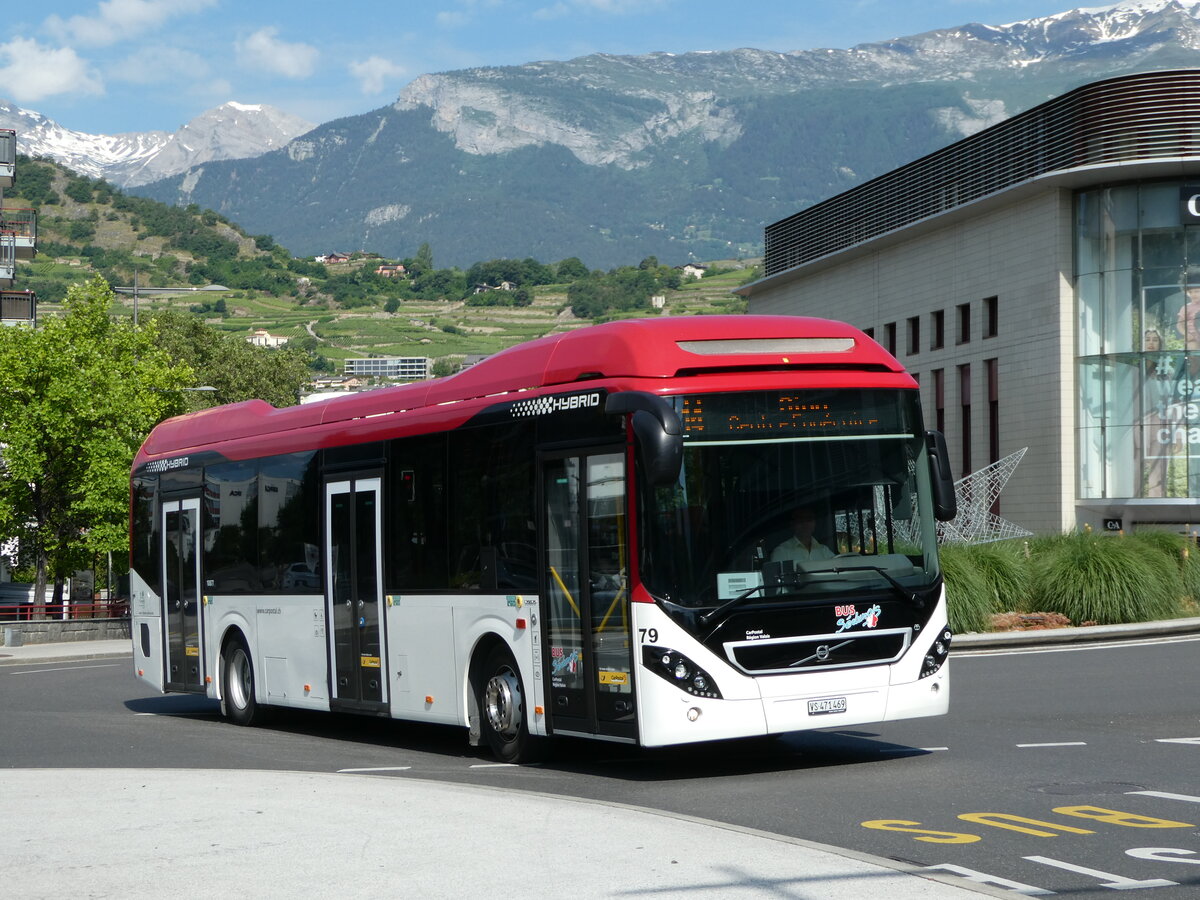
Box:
[388,434,448,591]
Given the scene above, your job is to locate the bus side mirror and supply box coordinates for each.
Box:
[926,430,957,522]
[605,392,683,486]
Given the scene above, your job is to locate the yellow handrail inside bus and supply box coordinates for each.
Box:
[596,583,627,633]
[549,566,581,618]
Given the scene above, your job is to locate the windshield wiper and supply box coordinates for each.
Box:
[698,582,770,629]
[827,563,925,608]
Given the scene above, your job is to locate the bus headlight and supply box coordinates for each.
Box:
[642,646,722,699]
[919,627,952,679]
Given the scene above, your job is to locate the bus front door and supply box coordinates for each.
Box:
[325,477,388,712]
[162,497,203,693]
[541,452,636,741]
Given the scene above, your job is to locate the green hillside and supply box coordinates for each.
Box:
[9,156,754,375]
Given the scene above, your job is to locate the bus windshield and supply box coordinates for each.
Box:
[641,388,941,611]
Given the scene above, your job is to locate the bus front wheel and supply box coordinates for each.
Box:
[222,637,261,727]
[478,644,544,763]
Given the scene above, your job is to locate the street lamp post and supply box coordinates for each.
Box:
[112,271,230,325]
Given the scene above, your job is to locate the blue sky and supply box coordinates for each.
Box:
[2,1,1091,134]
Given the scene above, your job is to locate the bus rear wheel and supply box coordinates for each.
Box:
[478,645,544,764]
[222,637,261,727]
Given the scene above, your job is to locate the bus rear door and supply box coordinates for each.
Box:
[540,451,636,742]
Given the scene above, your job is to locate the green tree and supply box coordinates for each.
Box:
[414,242,435,275]
[0,277,190,609]
[148,310,312,408]
[556,257,589,281]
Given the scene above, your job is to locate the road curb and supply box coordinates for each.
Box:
[952,615,1200,649]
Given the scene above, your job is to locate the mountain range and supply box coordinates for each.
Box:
[0,100,313,187]
[15,1,1200,268]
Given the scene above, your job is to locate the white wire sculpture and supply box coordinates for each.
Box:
[937,447,1033,545]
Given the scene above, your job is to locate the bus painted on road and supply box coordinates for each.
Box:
[130,315,957,761]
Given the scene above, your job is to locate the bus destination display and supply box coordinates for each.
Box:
[679,390,907,439]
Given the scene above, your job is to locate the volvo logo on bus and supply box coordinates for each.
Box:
[815,645,831,661]
[510,391,602,418]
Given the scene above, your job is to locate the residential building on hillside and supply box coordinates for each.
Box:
[247,329,289,348]
[343,356,430,380]
[375,264,407,277]
[738,69,1200,537]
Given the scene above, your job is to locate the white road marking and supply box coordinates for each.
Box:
[1128,789,1200,804]
[469,763,518,768]
[337,766,413,773]
[1016,742,1087,748]
[6,663,123,675]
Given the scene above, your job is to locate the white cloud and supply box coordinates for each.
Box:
[236,27,318,79]
[45,0,220,49]
[348,56,407,95]
[436,10,470,27]
[108,46,210,87]
[0,38,104,103]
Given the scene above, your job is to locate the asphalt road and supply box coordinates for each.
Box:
[4,635,1200,897]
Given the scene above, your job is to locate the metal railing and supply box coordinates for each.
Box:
[0,289,36,325]
[0,599,130,622]
[0,207,37,241]
[765,69,1200,276]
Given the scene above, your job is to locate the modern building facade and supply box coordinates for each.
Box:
[738,69,1200,536]
[343,356,431,380]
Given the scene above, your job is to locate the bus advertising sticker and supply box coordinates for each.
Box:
[836,604,881,632]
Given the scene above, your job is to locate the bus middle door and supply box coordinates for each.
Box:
[541,451,636,742]
[324,476,388,712]
[161,496,204,693]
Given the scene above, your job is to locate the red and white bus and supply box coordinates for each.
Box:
[130,315,957,762]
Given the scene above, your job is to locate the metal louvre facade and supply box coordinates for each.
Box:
[764,70,1200,277]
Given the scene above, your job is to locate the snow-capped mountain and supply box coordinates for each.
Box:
[0,101,313,187]
[123,0,1200,266]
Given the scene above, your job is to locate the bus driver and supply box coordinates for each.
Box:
[770,506,835,564]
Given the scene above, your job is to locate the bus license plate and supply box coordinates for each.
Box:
[808,697,847,716]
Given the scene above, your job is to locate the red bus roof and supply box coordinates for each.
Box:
[136,315,908,464]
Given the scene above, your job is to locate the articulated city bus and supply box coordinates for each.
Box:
[130,315,957,762]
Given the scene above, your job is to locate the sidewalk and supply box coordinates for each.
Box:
[2,768,1003,898]
[0,637,132,665]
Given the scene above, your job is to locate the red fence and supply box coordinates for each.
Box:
[0,598,129,622]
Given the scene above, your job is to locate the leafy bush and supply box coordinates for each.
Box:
[1025,532,1186,625]
[938,544,997,634]
[1126,530,1200,603]
[959,541,1029,611]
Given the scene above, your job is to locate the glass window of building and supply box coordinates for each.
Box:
[1076,180,1200,501]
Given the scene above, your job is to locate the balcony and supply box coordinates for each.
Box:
[0,290,36,326]
[0,208,37,259]
[0,130,13,189]
[0,233,13,287]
